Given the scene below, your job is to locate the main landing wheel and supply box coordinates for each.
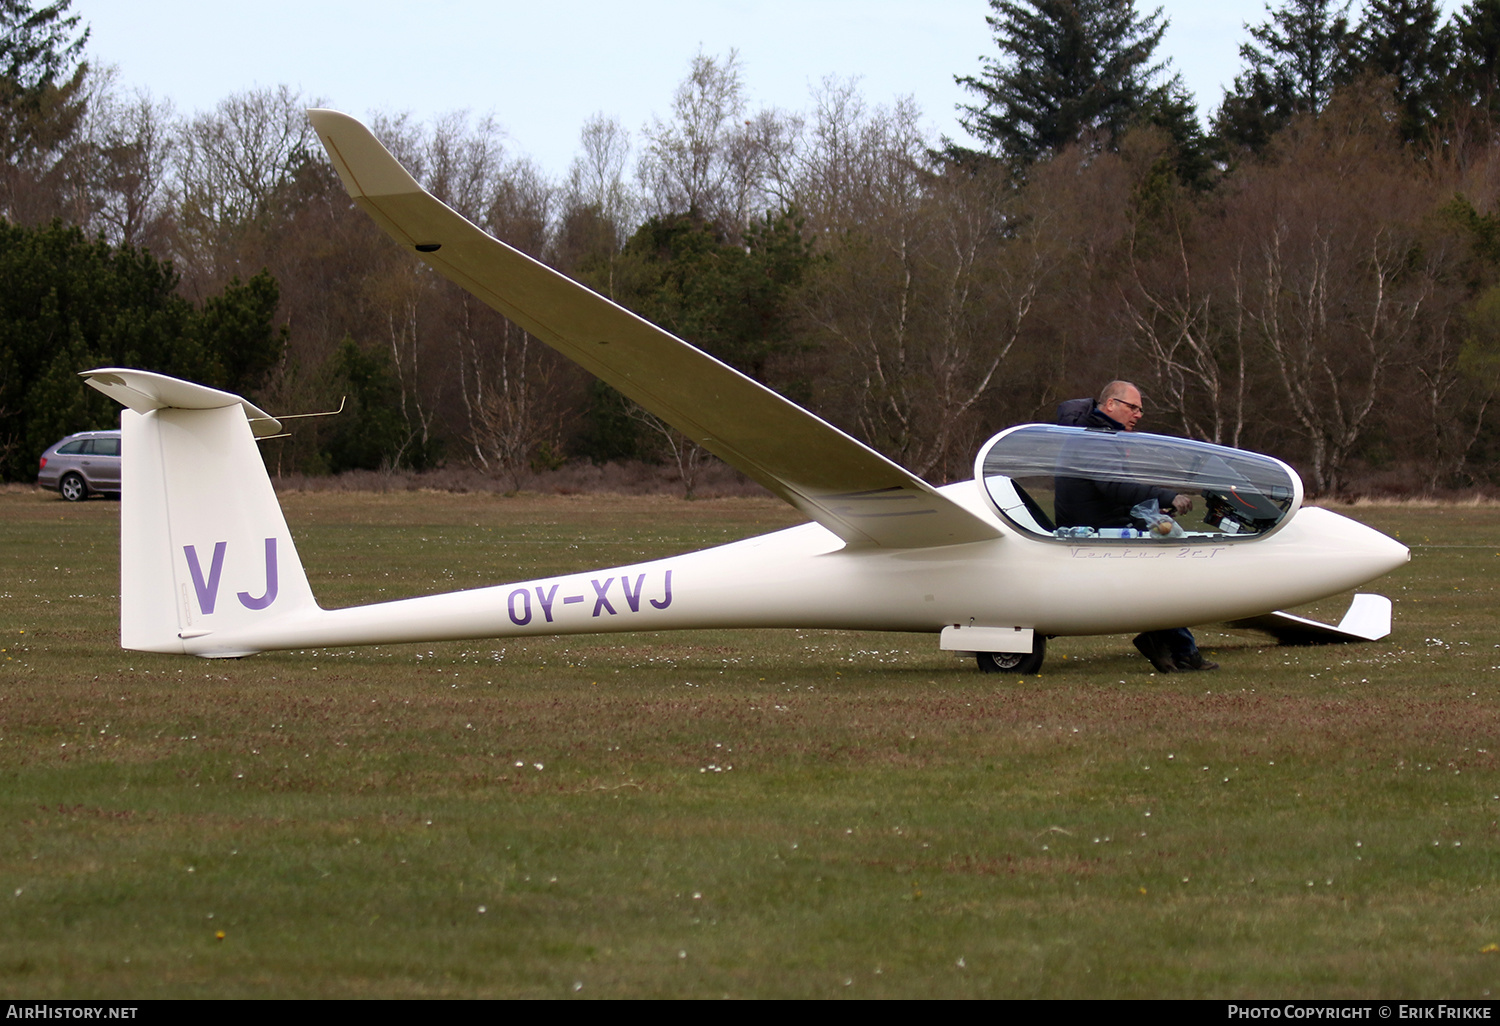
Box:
[976,636,1046,675]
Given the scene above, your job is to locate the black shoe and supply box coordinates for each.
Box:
[1173,651,1219,671]
[1132,633,1176,673]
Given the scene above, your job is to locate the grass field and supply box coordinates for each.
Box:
[1,486,1497,998]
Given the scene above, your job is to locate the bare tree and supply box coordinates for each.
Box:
[464,313,569,491]
[806,97,1057,480]
[556,114,637,297]
[639,49,745,221]
[1249,221,1434,494]
[360,256,440,467]
[1224,90,1445,493]
[361,110,571,479]
[1411,149,1500,489]
[1125,221,1251,447]
[416,110,506,222]
[566,113,637,243]
[637,49,791,233]
[627,405,709,498]
[459,153,570,486]
[1415,299,1492,490]
[172,85,323,284]
[76,73,175,249]
[776,77,868,231]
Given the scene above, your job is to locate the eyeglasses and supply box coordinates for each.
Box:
[1110,398,1143,415]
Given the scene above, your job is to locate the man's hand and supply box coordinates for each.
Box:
[1170,494,1193,516]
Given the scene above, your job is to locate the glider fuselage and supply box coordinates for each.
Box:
[168,482,1406,658]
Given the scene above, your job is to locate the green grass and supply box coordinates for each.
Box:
[1,487,1497,998]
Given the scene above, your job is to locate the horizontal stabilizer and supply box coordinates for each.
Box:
[1224,593,1392,645]
[82,368,282,436]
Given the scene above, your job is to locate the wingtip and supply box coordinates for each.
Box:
[305,108,358,133]
[306,108,422,200]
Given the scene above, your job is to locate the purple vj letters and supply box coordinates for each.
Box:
[183,538,279,614]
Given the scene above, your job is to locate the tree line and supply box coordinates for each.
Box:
[3,0,1500,496]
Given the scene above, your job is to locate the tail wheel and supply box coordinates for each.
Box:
[976,636,1046,675]
[59,473,88,502]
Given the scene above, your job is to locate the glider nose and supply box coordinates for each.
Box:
[1328,509,1410,580]
[1282,507,1409,595]
[1376,530,1411,575]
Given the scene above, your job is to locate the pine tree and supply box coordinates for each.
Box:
[1215,0,1357,155]
[0,220,287,481]
[1453,0,1500,117]
[1356,0,1453,144]
[0,0,89,221]
[1137,77,1217,189]
[0,0,84,87]
[953,0,1171,167]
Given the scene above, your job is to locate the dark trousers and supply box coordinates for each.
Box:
[1151,627,1198,657]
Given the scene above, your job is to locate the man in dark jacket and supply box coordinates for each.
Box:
[1055,381,1218,673]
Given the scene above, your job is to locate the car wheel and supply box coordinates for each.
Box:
[976,636,1046,675]
[59,473,88,502]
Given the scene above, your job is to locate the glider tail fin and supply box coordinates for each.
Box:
[84,369,318,656]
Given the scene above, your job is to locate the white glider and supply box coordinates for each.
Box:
[79,110,1410,671]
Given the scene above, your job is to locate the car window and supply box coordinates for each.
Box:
[56,440,86,455]
[93,437,120,456]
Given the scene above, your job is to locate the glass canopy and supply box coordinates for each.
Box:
[974,424,1303,542]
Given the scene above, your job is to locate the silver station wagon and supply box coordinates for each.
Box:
[37,430,122,501]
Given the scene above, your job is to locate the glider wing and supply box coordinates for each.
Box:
[307,109,1000,550]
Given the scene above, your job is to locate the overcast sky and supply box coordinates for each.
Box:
[79,1,1460,176]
